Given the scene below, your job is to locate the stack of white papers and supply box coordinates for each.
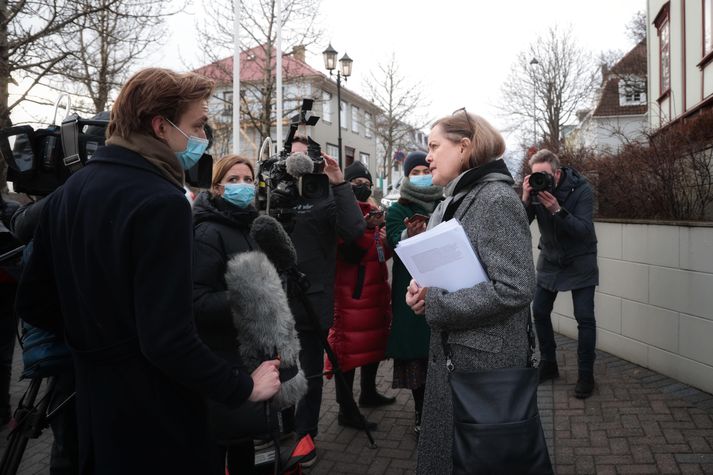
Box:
[395,219,488,293]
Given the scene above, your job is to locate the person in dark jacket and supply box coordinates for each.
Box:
[384,151,443,436]
[286,137,366,466]
[0,194,20,426]
[522,148,599,399]
[325,161,394,431]
[192,154,260,474]
[14,68,281,475]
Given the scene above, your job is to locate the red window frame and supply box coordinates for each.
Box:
[655,3,671,99]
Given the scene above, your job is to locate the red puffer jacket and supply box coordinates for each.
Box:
[325,202,392,375]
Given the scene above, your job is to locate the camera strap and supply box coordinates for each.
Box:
[60,115,83,174]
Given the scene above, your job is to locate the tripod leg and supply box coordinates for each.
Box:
[297,293,376,448]
[0,377,43,475]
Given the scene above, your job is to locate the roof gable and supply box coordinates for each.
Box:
[194,44,324,84]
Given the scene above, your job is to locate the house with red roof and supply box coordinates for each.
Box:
[569,41,649,152]
[194,44,381,177]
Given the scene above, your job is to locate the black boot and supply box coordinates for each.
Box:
[358,392,396,408]
[575,373,595,399]
[414,410,422,438]
[337,410,377,430]
[538,360,560,383]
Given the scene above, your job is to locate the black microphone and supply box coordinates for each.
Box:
[249,215,298,272]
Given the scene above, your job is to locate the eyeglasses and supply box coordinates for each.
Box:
[452,107,475,136]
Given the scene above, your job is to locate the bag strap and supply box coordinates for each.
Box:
[60,115,83,174]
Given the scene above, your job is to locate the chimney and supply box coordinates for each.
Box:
[292,45,306,63]
[600,63,609,83]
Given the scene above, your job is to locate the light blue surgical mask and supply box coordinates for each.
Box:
[410,174,433,188]
[222,183,256,208]
[166,118,209,170]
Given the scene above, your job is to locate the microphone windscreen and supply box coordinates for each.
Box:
[250,215,298,272]
[285,152,314,178]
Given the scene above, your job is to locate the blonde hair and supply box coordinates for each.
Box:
[432,110,506,169]
[211,155,255,195]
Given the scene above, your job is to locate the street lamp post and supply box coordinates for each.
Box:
[322,43,353,170]
[529,58,539,146]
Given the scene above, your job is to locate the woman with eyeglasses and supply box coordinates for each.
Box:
[405,110,539,474]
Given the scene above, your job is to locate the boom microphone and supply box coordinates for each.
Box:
[225,250,307,409]
[249,215,298,272]
[285,152,314,178]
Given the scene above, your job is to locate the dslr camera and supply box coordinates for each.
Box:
[257,99,330,225]
[529,171,555,205]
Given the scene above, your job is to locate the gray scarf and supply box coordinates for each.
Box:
[398,177,444,213]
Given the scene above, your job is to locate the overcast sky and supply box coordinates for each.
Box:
[12,0,645,148]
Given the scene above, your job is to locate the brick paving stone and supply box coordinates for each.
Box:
[4,333,713,474]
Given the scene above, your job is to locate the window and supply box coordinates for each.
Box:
[655,5,670,96]
[359,152,370,166]
[706,0,713,56]
[322,91,332,122]
[326,143,339,158]
[222,91,233,116]
[340,100,347,129]
[352,106,360,133]
[364,112,373,138]
[618,77,647,106]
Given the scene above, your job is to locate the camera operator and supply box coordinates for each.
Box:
[14,68,281,474]
[0,194,20,427]
[287,136,365,465]
[522,149,598,399]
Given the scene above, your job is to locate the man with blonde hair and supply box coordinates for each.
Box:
[16,68,280,474]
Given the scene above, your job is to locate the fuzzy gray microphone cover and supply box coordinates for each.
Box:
[285,152,314,178]
[225,251,307,409]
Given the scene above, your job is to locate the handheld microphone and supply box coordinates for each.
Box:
[249,215,298,272]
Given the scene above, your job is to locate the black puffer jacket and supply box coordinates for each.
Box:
[526,167,598,291]
[192,191,258,358]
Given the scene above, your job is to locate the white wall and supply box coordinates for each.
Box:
[578,115,648,152]
[532,221,713,394]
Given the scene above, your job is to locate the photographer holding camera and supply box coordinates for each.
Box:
[522,149,598,399]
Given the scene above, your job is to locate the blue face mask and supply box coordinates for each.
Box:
[166,119,209,170]
[222,183,256,208]
[410,174,433,188]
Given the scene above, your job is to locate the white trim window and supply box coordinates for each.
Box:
[340,100,347,129]
[322,90,332,123]
[359,152,370,166]
[364,112,373,138]
[618,76,647,106]
[352,106,360,134]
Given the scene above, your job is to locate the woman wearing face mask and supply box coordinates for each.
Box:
[324,161,395,431]
[384,151,443,437]
[405,110,540,474]
[192,155,259,474]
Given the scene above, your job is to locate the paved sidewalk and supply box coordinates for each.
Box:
[2,333,713,474]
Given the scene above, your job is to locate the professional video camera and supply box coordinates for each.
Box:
[1,95,213,196]
[256,99,330,225]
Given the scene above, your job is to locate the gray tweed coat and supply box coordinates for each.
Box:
[416,168,536,474]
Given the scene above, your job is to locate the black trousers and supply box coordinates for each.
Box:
[0,283,17,422]
[294,329,326,439]
[335,362,380,414]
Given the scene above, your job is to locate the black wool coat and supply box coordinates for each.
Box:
[192,191,257,360]
[15,145,254,475]
[526,166,599,291]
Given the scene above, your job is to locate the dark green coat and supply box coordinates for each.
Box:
[385,201,431,359]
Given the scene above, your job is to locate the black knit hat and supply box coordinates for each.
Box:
[403,151,428,177]
[344,161,372,184]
